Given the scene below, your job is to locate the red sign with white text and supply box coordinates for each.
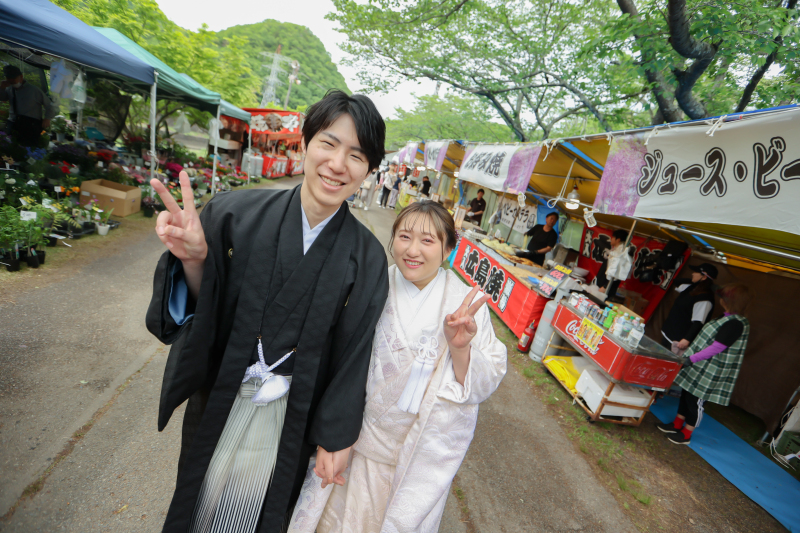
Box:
[454,238,549,339]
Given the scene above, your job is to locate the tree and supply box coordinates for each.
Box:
[384,92,516,149]
[598,0,800,123]
[329,0,648,141]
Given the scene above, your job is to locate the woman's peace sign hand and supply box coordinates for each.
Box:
[444,286,490,351]
[151,172,207,265]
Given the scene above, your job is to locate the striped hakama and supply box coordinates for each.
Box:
[189,377,292,533]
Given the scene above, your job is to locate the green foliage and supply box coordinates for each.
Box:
[217,20,350,109]
[385,93,515,148]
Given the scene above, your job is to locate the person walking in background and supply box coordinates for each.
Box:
[387,170,401,209]
[465,189,486,225]
[660,263,718,351]
[361,168,378,211]
[380,162,397,208]
[0,65,56,146]
[658,283,751,445]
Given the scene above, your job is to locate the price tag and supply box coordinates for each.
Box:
[54,186,63,192]
[123,166,130,172]
[539,263,573,297]
[20,210,37,221]
[517,192,526,208]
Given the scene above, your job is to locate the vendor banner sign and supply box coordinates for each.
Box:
[423,141,449,171]
[497,196,538,234]
[459,144,542,194]
[403,142,419,165]
[593,109,800,236]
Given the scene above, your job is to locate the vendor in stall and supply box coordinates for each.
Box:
[596,229,631,298]
[1,65,56,146]
[658,283,751,445]
[465,189,486,225]
[659,263,718,351]
[516,211,559,266]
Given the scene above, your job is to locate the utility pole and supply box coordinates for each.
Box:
[259,45,295,108]
[283,61,301,109]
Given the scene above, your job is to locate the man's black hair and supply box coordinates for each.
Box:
[545,211,559,219]
[303,89,386,171]
[612,229,629,242]
[477,189,485,194]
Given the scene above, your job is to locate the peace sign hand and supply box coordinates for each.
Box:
[444,286,490,351]
[151,172,207,265]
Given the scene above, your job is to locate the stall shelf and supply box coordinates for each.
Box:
[453,237,552,339]
[541,301,684,426]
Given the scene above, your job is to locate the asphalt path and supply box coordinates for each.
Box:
[0,177,634,532]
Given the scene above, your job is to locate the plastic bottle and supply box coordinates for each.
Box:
[628,319,645,348]
[600,307,610,325]
[602,306,617,329]
[620,316,634,340]
[517,322,536,353]
[611,313,628,335]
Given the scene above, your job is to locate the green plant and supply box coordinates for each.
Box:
[99,207,114,224]
[51,115,70,135]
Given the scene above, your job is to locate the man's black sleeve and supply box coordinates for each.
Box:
[547,230,558,248]
[715,319,744,346]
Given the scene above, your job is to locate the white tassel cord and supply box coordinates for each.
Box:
[397,335,440,415]
[243,338,296,405]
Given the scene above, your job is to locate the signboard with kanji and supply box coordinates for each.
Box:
[538,264,573,297]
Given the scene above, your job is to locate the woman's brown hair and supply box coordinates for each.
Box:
[717,283,750,315]
[389,201,457,261]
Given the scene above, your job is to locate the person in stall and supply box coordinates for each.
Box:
[658,283,751,445]
[465,189,486,225]
[516,211,560,266]
[288,201,507,532]
[420,176,432,197]
[145,90,389,533]
[659,263,718,351]
[0,65,57,146]
[595,229,631,298]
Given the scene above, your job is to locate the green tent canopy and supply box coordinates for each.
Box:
[220,99,250,123]
[93,27,220,115]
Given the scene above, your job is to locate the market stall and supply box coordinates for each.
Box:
[206,99,251,171]
[242,108,305,178]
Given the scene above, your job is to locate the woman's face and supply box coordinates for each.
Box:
[691,271,705,283]
[392,214,450,290]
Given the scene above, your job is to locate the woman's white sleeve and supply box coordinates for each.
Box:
[438,305,507,405]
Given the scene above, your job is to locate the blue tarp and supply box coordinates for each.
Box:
[0,0,154,85]
[651,396,800,532]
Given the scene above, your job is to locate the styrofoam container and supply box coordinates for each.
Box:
[576,369,650,418]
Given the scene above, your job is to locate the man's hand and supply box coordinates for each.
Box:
[314,446,350,489]
[42,119,51,129]
[677,339,690,350]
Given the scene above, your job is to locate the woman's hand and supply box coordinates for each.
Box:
[151,172,207,299]
[314,446,350,489]
[444,286,489,384]
[677,339,690,350]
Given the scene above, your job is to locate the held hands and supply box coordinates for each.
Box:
[151,172,207,265]
[314,446,351,489]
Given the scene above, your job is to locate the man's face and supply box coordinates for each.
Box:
[610,236,621,247]
[6,75,23,86]
[477,191,484,200]
[545,214,558,227]
[301,113,371,209]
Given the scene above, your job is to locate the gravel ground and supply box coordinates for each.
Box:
[1,176,634,532]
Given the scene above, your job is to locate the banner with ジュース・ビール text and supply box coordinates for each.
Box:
[459,143,542,194]
[497,195,538,234]
[593,108,800,236]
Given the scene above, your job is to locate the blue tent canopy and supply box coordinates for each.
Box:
[0,0,154,85]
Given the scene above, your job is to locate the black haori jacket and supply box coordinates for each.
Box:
[146,186,389,532]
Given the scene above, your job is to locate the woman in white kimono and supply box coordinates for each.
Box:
[289,201,507,533]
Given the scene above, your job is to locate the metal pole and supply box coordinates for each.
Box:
[149,73,157,182]
[247,123,252,185]
[211,105,221,198]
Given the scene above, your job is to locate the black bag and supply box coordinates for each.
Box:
[656,240,688,270]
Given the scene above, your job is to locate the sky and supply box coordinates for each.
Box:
[155,0,437,119]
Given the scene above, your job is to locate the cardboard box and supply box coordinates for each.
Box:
[623,293,649,318]
[80,179,141,217]
[576,369,650,418]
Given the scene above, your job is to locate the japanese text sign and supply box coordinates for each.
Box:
[424,141,449,171]
[459,144,542,194]
[539,264,573,297]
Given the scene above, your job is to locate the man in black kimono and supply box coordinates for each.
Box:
[146,90,389,532]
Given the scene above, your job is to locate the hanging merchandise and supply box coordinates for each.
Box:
[207,117,221,142]
[174,113,192,134]
[71,71,87,104]
[50,60,75,99]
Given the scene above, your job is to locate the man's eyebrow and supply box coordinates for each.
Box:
[321,131,365,154]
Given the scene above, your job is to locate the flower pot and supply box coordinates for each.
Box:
[36,249,46,265]
[97,223,110,236]
[25,254,39,268]
[4,257,20,272]
[142,206,155,218]
[56,133,66,142]
[47,236,58,247]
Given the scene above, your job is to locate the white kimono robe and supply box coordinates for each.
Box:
[288,266,507,533]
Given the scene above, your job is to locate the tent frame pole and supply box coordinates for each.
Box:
[211,105,221,198]
[149,73,157,183]
[247,124,252,186]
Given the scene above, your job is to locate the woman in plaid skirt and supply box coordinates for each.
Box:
[657,283,751,445]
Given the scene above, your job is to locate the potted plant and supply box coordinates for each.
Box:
[142,196,157,218]
[0,205,21,271]
[96,208,114,236]
[51,116,69,142]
